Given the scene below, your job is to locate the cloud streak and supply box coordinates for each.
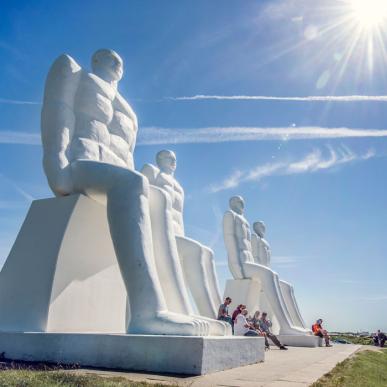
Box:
[0,131,41,145]
[137,126,387,145]
[3,126,387,147]
[209,146,376,192]
[0,98,40,105]
[168,95,387,102]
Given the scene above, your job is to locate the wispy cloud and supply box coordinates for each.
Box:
[137,126,387,146]
[359,295,387,302]
[0,173,35,202]
[4,126,387,148]
[0,98,40,105]
[271,256,299,268]
[167,95,387,102]
[0,131,41,145]
[209,146,376,193]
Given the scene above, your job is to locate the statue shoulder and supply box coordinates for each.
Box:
[43,54,82,106]
[141,163,160,185]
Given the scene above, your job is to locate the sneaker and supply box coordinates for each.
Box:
[280,345,288,350]
[326,344,332,347]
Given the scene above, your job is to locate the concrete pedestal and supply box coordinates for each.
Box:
[0,195,128,333]
[277,334,323,347]
[0,332,265,375]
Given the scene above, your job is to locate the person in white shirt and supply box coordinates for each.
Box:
[234,309,259,336]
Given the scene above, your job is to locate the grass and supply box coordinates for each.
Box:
[331,334,374,345]
[312,349,387,387]
[0,360,170,387]
[0,370,169,386]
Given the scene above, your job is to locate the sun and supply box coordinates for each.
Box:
[349,0,387,29]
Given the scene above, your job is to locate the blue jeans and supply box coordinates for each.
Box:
[244,330,259,336]
[218,316,233,326]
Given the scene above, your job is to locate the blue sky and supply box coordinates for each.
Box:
[1,0,387,332]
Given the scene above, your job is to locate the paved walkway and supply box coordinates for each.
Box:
[72,344,361,386]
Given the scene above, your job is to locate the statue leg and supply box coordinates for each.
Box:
[149,189,228,335]
[279,280,307,329]
[70,160,207,336]
[243,262,309,335]
[175,236,217,318]
[202,246,222,313]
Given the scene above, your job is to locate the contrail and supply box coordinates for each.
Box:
[167,95,387,102]
[137,126,387,145]
[3,126,387,147]
[0,98,41,105]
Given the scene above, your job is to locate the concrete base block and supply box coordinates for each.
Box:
[0,332,265,375]
[278,334,323,347]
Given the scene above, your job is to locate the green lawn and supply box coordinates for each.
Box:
[331,334,374,345]
[0,369,168,387]
[312,349,387,387]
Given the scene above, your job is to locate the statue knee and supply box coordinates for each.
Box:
[114,170,149,197]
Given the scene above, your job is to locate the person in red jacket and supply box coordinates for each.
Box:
[312,319,331,347]
[232,304,246,322]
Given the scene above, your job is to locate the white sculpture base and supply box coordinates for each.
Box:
[0,332,265,375]
[224,278,263,313]
[277,334,323,348]
[0,194,128,333]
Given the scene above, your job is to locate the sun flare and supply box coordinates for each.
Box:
[350,0,387,29]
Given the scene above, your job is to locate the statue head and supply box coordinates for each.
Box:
[229,196,245,215]
[156,149,177,175]
[253,221,266,238]
[91,49,123,83]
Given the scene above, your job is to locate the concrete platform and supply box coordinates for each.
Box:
[0,332,265,375]
[277,334,323,347]
[69,343,361,386]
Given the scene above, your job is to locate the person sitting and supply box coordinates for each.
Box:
[259,312,288,350]
[234,309,260,337]
[312,319,332,347]
[232,304,246,323]
[377,330,386,347]
[217,297,233,326]
[373,333,380,346]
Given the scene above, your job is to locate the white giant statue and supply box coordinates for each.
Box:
[223,196,308,335]
[40,49,228,336]
[141,150,222,319]
[251,221,307,329]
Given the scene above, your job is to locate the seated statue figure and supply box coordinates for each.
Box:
[251,221,307,329]
[141,150,222,319]
[41,49,228,336]
[223,196,308,335]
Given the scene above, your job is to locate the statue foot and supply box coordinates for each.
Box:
[129,311,210,336]
[192,315,232,336]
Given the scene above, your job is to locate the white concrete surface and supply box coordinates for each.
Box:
[277,334,322,348]
[0,332,265,375]
[74,344,360,385]
[0,194,127,333]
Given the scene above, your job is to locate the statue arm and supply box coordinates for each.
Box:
[114,92,138,155]
[251,233,258,261]
[41,54,82,195]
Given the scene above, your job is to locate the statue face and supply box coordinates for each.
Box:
[156,150,177,174]
[92,49,123,83]
[229,196,245,214]
[253,221,266,237]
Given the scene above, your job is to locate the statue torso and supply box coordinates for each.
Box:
[155,172,185,236]
[251,233,271,266]
[70,72,136,169]
[234,212,254,263]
